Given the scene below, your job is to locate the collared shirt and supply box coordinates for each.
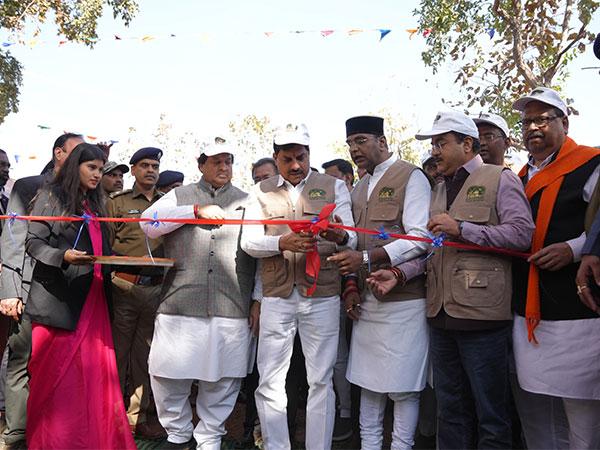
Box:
[457,155,535,250]
[106,184,163,257]
[241,171,357,258]
[366,154,431,267]
[526,151,600,261]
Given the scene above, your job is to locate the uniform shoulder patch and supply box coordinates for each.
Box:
[109,188,132,199]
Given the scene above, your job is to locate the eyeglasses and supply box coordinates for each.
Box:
[479,133,503,143]
[520,115,559,129]
[346,135,381,148]
[430,140,450,153]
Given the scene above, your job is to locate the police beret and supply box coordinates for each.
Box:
[157,170,184,188]
[594,33,600,60]
[345,116,384,137]
[129,147,163,165]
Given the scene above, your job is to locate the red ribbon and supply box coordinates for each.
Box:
[0,203,530,298]
[288,203,336,297]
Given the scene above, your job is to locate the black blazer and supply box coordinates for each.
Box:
[25,189,113,331]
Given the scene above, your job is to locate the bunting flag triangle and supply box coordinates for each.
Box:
[141,35,154,42]
[486,28,495,39]
[264,32,274,37]
[2,42,14,47]
[348,29,363,36]
[37,125,51,130]
[320,30,334,37]
[378,29,391,41]
[406,28,418,39]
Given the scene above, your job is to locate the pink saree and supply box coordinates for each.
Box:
[27,215,136,449]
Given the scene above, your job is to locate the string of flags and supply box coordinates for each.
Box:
[35,124,118,145]
[1,26,496,48]
[2,28,393,48]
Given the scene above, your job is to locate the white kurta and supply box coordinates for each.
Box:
[149,313,251,382]
[346,155,431,393]
[141,188,252,382]
[513,315,600,400]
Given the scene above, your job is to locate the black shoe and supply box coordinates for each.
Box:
[158,437,196,450]
[332,416,353,441]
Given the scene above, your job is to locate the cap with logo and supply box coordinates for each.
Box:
[102,161,129,175]
[129,147,163,165]
[200,136,236,158]
[157,170,184,188]
[273,123,310,146]
[472,112,510,137]
[345,116,384,137]
[512,87,568,116]
[415,110,479,141]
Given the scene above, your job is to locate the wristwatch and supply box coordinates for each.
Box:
[362,250,369,267]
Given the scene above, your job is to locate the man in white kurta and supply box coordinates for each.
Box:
[141,142,255,450]
[329,116,431,450]
[241,123,357,450]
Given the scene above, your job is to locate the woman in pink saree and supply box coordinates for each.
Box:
[25,143,135,449]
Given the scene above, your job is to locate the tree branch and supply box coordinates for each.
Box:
[543,23,588,83]
[504,0,539,87]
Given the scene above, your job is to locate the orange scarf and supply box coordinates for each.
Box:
[518,136,600,343]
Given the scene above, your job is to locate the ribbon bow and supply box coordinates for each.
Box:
[72,213,93,249]
[288,203,336,297]
[145,212,161,264]
[375,225,390,241]
[6,212,19,247]
[423,232,446,261]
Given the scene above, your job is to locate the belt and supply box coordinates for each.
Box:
[114,272,163,286]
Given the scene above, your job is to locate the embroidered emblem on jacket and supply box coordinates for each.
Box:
[378,187,395,199]
[466,186,485,201]
[308,189,326,200]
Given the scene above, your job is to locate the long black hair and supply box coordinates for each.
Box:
[49,143,107,217]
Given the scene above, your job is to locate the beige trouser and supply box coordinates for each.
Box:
[111,274,162,426]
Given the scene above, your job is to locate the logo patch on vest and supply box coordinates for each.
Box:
[466,186,485,202]
[308,188,326,200]
[378,187,395,200]
[127,209,142,214]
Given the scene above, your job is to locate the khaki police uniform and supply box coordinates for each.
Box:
[107,184,164,428]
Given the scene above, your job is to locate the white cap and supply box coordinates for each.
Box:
[415,110,480,141]
[472,112,510,137]
[200,136,235,157]
[512,87,568,116]
[273,123,310,146]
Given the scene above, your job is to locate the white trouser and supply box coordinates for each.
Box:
[513,380,600,450]
[333,302,351,418]
[151,375,241,450]
[255,291,339,450]
[360,388,420,450]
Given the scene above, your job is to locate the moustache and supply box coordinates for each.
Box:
[527,132,545,140]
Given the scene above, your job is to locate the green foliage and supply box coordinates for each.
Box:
[415,0,599,130]
[0,0,138,124]
[227,114,273,191]
[0,49,22,122]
